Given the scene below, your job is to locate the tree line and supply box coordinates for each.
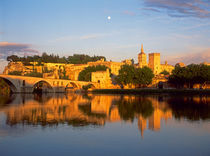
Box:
[7,53,106,65]
[169,64,210,88]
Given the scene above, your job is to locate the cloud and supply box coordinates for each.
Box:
[142,0,210,18]
[166,48,210,65]
[139,7,161,13]
[79,33,112,40]
[0,42,39,59]
[123,10,136,16]
[51,33,114,43]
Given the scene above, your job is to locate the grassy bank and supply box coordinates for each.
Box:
[91,89,210,95]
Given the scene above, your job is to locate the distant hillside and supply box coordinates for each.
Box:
[7,53,106,65]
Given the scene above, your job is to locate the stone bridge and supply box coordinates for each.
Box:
[0,74,99,93]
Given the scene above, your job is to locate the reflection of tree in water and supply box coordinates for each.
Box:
[115,97,154,121]
[167,96,210,121]
[67,118,101,127]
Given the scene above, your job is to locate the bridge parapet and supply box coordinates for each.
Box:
[0,74,99,93]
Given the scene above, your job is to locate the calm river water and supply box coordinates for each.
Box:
[0,93,210,156]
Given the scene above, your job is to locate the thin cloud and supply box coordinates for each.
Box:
[51,33,114,43]
[0,42,39,59]
[139,7,161,13]
[123,10,136,16]
[142,0,210,18]
[166,48,210,65]
[79,33,112,40]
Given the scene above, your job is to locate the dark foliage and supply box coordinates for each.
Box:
[78,65,108,81]
[7,53,106,64]
[169,64,210,88]
[116,65,154,88]
[8,71,22,76]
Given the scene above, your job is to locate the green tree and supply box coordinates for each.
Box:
[116,65,154,88]
[7,55,20,62]
[24,72,43,78]
[6,53,106,64]
[78,65,108,81]
[160,70,169,75]
[169,64,210,88]
[134,67,154,87]
[8,71,22,76]
[116,65,136,87]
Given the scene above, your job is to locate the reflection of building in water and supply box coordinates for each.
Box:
[4,94,105,126]
[91,95,113,115]
[137,95,173,138]
[90,95,121,122]
[1,94,174,138]
[148,109,161,131]
[138,116,147,138]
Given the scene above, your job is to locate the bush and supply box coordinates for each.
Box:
[24,72,43,78]
[8,71,22,76]
[78,65,108,81]
[160,70,169,75]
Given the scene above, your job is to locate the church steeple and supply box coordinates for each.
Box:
[141,44,144,53]
[138,44,147,68]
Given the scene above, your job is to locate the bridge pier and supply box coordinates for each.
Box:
[21,87,34,93]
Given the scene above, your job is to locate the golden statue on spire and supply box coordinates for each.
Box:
[141,44,144,53]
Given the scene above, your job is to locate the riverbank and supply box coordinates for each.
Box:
[91,88,210,95]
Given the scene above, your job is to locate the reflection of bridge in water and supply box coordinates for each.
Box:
[0,75,99,93]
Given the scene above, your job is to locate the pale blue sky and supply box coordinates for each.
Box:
[0,0,210,70]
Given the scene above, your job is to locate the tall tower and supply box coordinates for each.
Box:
[148,53,161,75]
[138,44,147,68]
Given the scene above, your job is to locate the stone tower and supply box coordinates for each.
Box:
[148,53,161,75]
[138,44,147,68]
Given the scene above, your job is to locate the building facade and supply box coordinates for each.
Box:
[138,44,174,75]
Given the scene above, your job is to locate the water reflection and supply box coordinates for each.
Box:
[0,93,209,138]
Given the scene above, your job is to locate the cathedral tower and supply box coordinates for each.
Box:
[138,44,147,68]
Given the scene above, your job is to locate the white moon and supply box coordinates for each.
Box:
[107,16,111,20]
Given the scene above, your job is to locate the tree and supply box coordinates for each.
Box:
[116,65,136,87]
[169,64,210,88]
[24,72,43,78]
[160,70,169,75]
[134,67,154,87]
[8,71,22,76]
[7,55,20,62]
[6,53,106,64]
[78,65,108,81]
[116,65,154,88]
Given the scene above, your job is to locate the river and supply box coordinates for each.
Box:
[0,93,209,156]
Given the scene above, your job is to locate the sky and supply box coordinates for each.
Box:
[0,0,210,72]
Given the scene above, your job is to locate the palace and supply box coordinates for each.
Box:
[138,44,174,75]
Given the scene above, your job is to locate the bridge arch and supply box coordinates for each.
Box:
[65,82,78,91]
[88,83,96,89]
[0,77,17,93]
[33,80,53,93]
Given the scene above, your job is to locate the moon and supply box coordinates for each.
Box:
[107,16,111,20]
